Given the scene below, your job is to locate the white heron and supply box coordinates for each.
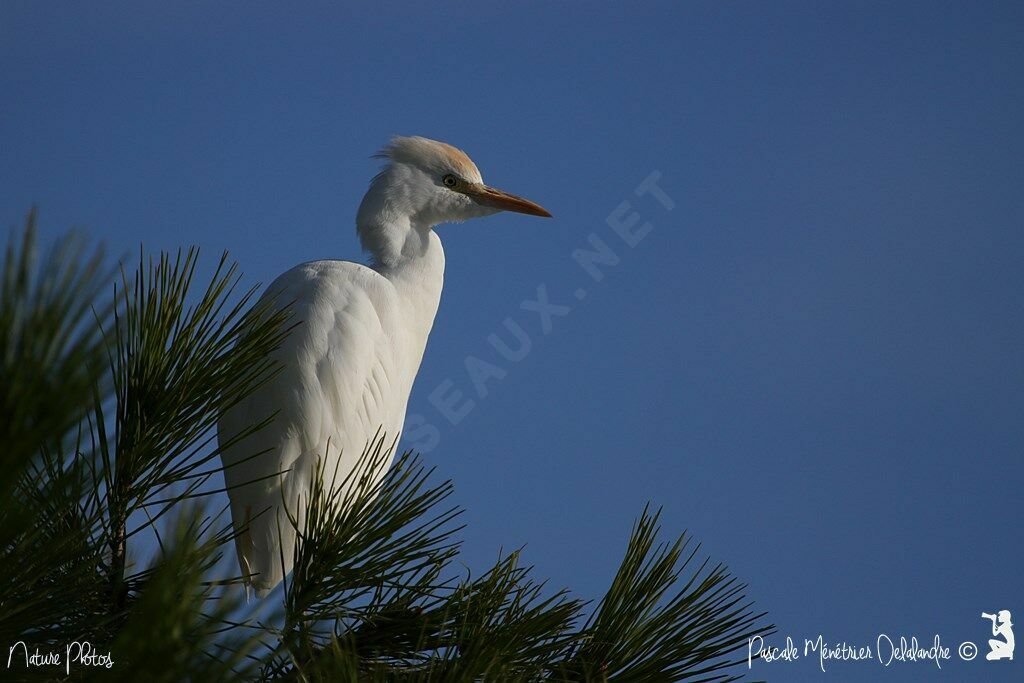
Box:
[217,136,551,596]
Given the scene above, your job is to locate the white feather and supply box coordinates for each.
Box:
[217,136,548,596]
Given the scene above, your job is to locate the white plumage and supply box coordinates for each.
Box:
[217,136,550,596]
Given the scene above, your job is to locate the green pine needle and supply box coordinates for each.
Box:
[0,210,772,682]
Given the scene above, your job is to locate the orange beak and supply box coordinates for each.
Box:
[462,183,552,217]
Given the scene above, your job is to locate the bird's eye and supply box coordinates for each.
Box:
[442,174,458,188]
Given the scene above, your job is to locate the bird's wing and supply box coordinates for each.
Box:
[218,259,406,593]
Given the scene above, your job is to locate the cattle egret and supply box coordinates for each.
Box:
[218,136,551,596]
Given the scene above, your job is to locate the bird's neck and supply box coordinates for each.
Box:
[357,168,440,270]
[371,219,446,288]
[361,214,446,332]
[359,214,434,269]
[356,173,445,329]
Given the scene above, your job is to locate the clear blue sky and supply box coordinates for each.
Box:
[2,2,1022,680]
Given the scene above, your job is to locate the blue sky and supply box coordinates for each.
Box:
[2,2,1022,680]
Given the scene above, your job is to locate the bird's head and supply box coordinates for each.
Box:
[359,136,551,229]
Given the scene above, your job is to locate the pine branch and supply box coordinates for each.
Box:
[267,439,769,682]
[556,507,773,682]
[0,210,116,655]
[2,214,771,682]
[97,247,291,608]
[0,208,113,497]
[109,508,263,682]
